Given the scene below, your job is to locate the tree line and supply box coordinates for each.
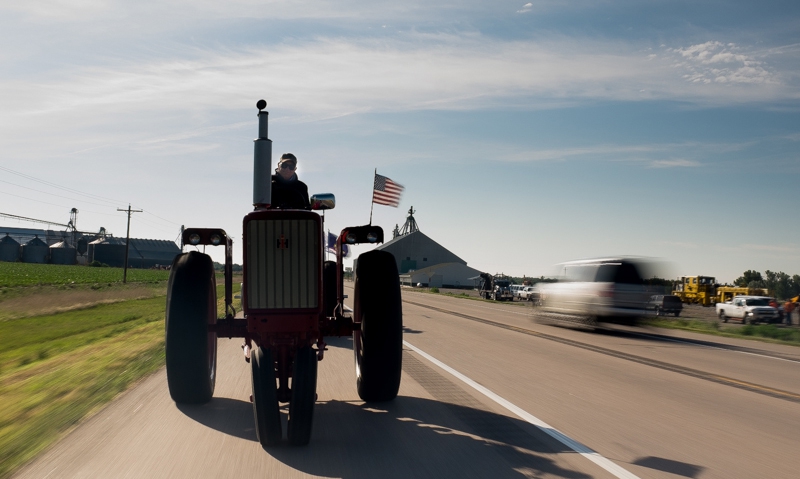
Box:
[734,270,800,300]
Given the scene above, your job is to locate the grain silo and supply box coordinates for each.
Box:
[50,239,77,265]
[21,235,49,264]
[91,237,127,267]
[0,233,21,262]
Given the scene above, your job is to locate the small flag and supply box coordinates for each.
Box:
[327,231,350,257]
[373,173,404,207]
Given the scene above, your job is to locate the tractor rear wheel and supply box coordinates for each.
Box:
[165,251,217,404]
[287,346,318,446]
[252,346,282,448]
[353,250,402,402]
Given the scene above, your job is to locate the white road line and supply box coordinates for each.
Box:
[403,340,640,479]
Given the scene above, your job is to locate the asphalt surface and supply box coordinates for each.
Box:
[14,286,800,478]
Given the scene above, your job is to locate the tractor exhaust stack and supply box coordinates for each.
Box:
[253,99,272,209]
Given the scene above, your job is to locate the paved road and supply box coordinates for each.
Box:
[14,287,800,478]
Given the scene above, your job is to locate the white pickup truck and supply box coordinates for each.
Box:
[715,295,780,324]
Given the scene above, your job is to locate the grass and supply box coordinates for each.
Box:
[0,262,170,288]
[0,274,240,479]
[0,297,167,479]
[643,317,800,345]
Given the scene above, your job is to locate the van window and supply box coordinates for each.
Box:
[565,265,599,282]
[595,262,643,284]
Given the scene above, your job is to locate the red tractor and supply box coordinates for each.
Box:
[165,100,403,447]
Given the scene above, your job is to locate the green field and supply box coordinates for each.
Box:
[0,262,170,288]
[0,297,167,479]
[0,268,240,479]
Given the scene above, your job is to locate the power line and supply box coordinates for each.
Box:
[0,165,124,206]
[1,166,180,228]
[0,179,119,208]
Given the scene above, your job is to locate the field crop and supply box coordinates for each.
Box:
[0,262,169,287]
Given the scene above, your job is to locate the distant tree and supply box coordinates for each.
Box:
[734,270,763,287]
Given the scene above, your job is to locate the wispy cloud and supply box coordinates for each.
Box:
[648,159,701,168]
[2,36,795,130]
[668,41,775,85]
[517,2,533,14]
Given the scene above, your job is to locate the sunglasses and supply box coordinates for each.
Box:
[280,163,296,170]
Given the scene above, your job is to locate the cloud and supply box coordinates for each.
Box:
[3,35,794,129]
[648,159,701,168]
[517,2,533,13]
[668,41,775,85]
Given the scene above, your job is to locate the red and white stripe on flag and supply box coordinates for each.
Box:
[373,173,404,207]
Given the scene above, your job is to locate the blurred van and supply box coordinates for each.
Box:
[536,258,649,326]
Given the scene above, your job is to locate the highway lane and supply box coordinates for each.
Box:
[398,290,800,478]
[14,287,800,478]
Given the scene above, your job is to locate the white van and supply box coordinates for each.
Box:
[510,284,524,300]
[536,258,649,325]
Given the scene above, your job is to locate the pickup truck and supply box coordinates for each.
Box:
[518,286,539,302]
[716,296,780,324]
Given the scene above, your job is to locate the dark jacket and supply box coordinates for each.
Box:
[271,174,310,209]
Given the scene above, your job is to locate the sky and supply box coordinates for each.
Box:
[1,0,799,283]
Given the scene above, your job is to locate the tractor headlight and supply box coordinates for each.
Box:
[210,234,221,246]
[189,233,201,245]
[367,232,378,243]
[346,232,357,244]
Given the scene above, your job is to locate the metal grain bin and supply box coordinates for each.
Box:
[0,233,21,262]
[50,239,77,265]
[91,237,127,267]
[21,236,49,264]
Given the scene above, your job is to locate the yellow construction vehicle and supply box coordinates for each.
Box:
[672,276,718,306]
[716,286,771,303]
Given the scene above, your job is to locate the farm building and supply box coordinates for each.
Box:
[89,237,180,268]
[398,262,483,288]
[0,226,180,268]
[370,207,484,288]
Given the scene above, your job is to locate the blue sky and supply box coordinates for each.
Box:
[1,1,799,283]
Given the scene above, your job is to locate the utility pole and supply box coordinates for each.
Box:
[117,204,143,283]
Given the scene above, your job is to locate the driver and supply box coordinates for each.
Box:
[271,153,310,209]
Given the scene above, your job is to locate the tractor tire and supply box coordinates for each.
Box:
[287,346,318,446]
[165,251,217,404]
[323,261,337,318]
[353,250,402,402]
[252,346,281,448]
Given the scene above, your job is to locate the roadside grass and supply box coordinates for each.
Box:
[643,318,800,345]
[0,262,169,288]
[0,298,166,479]
[0,282,167,321]
[0,278,240,479]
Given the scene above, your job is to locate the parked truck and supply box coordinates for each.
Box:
[478,273,514,301]
[715,295,780,324]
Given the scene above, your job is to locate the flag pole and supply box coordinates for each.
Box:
[369,168,376,225]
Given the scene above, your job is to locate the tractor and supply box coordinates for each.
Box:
[164,100,403,447]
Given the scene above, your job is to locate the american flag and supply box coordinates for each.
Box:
[373,173,404,207]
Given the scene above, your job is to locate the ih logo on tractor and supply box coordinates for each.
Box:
[277,234,289,250]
